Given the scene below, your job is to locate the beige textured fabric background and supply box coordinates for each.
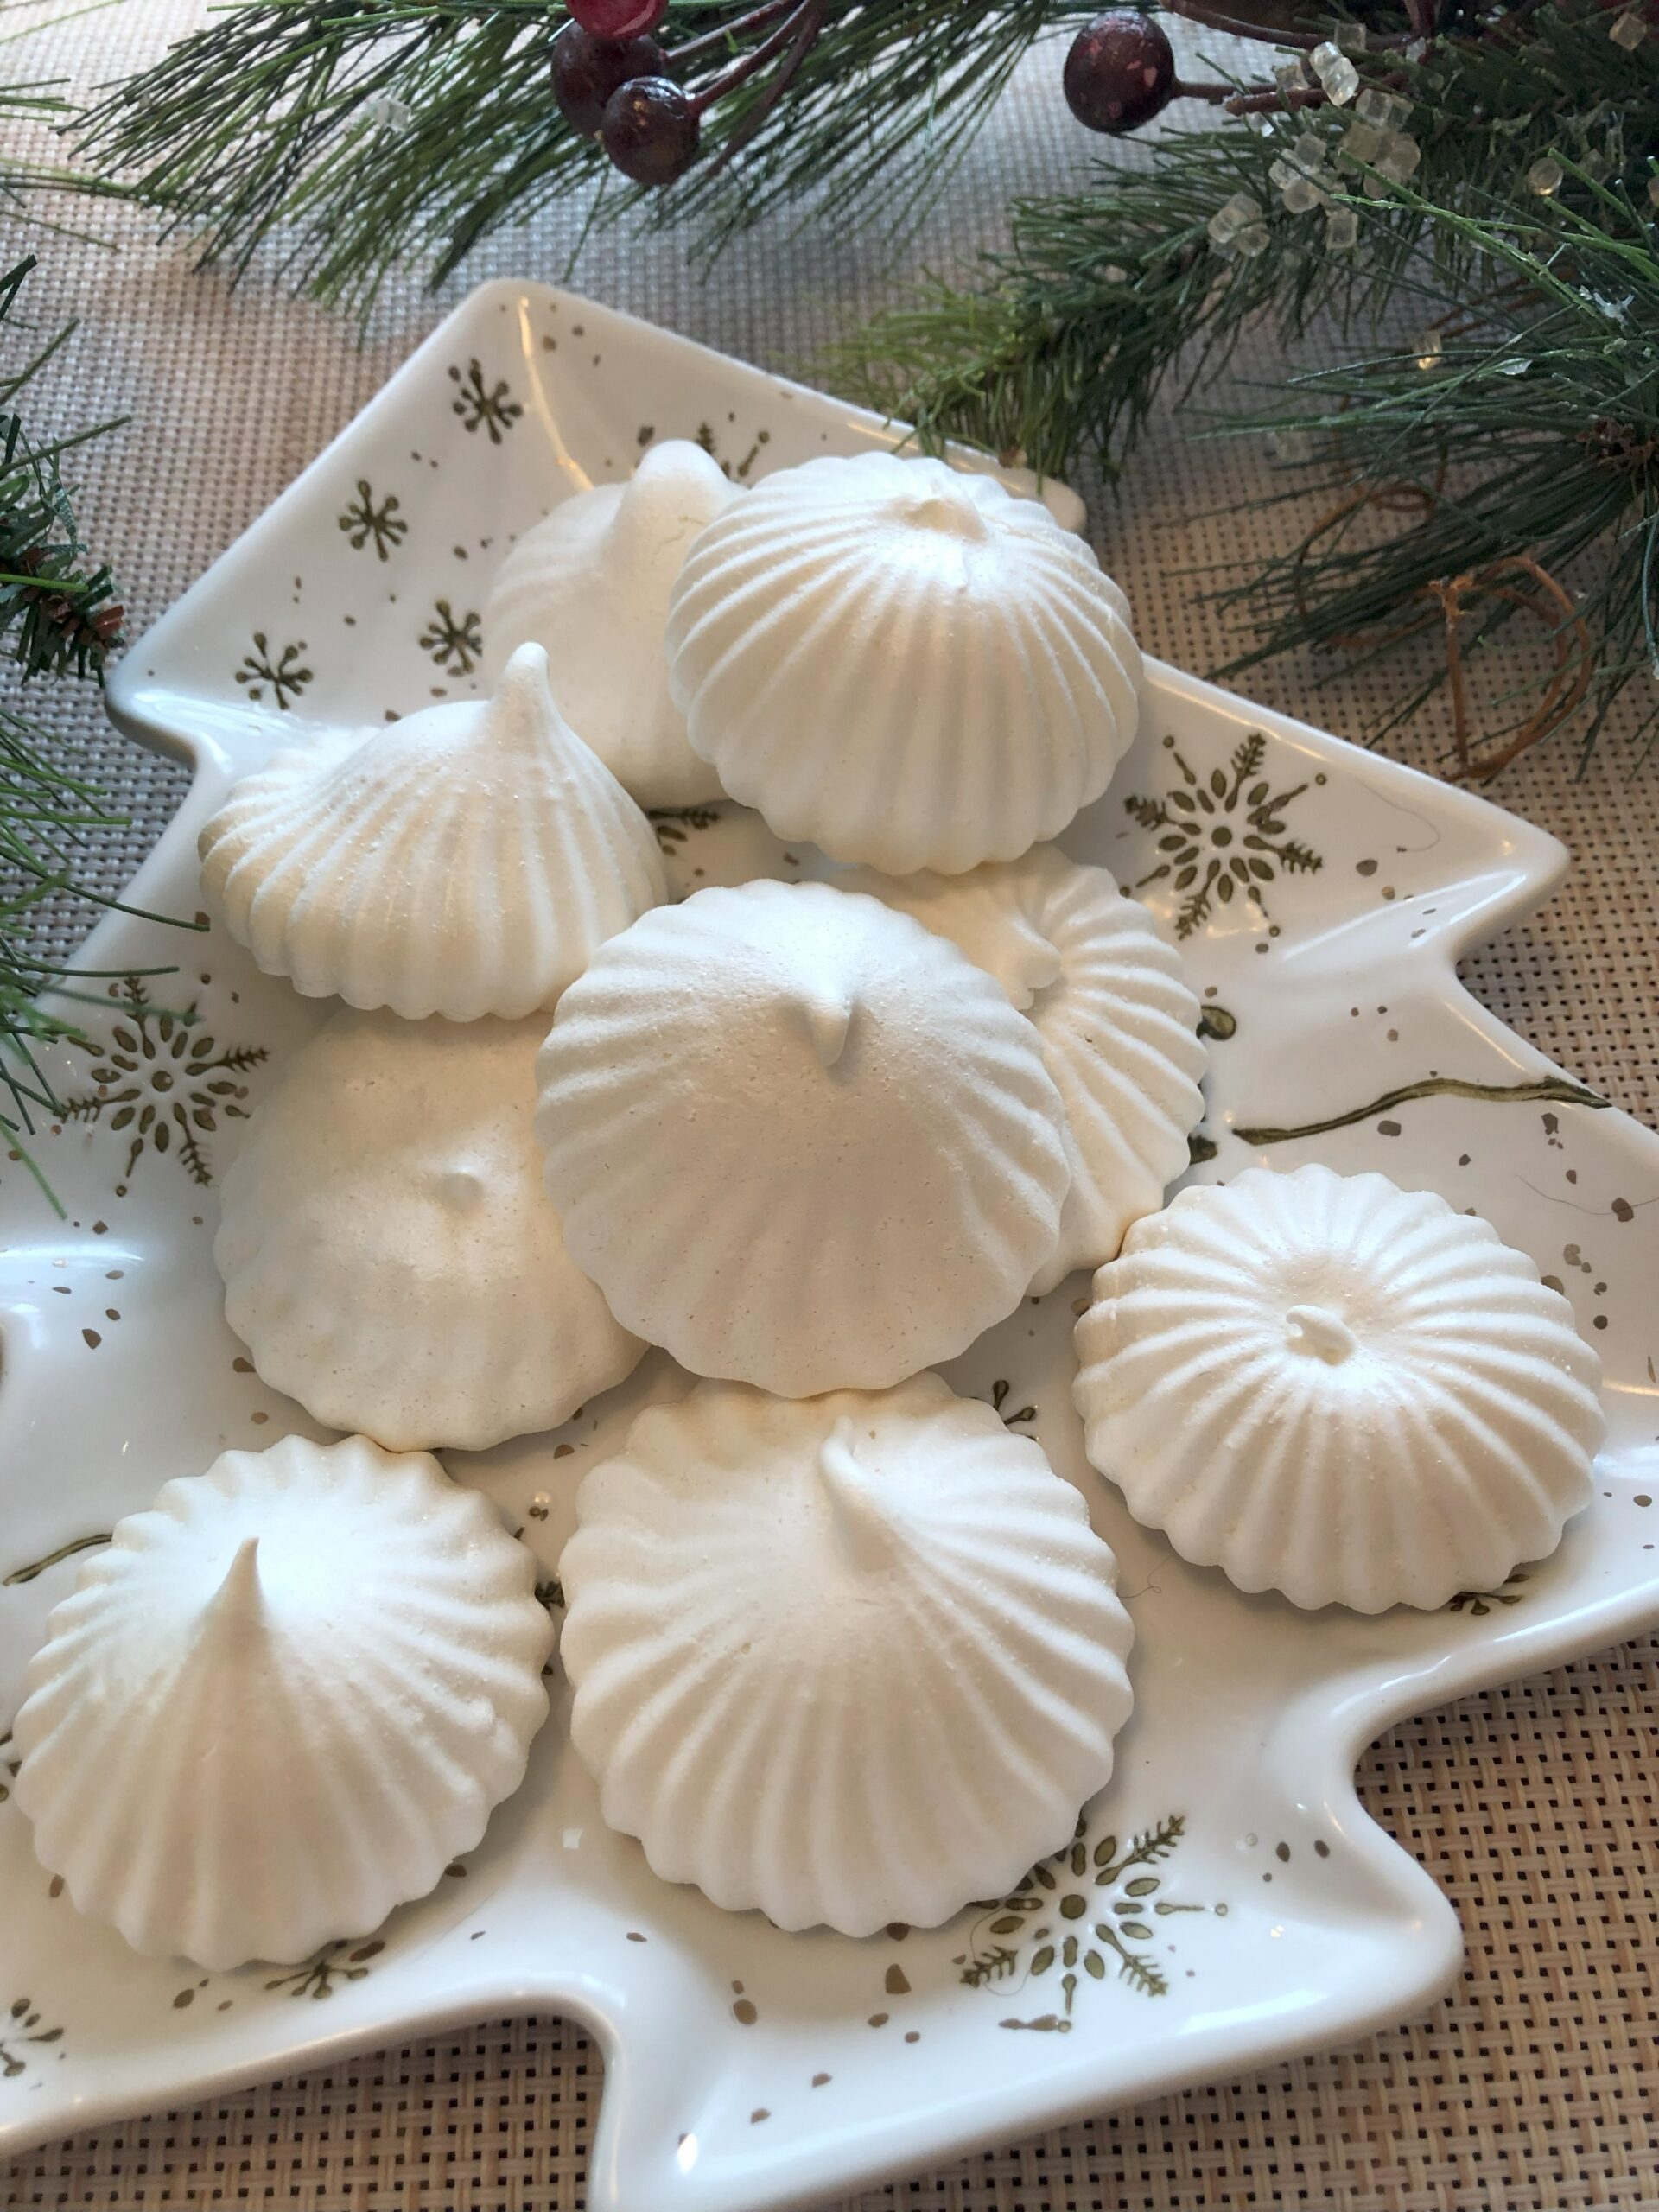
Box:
[3,3,1657,2204]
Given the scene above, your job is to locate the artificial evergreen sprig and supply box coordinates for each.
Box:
[77,0,1101,316]
[823,118,1360,482]
[0,699,133,1199]
[0,258,125,678]
[0,252,149,1206]
[1,35,121,215]
[1212,175,1659,769]
[831,11,1659,478]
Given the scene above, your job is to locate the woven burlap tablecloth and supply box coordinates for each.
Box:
[3,6,1656,2205]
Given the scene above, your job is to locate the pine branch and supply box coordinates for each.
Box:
[824,125,1349,480]
[2,1,130,232]
[0,255,176,1209]
[1212,171,1659,765]
[77,0,1102,316]
[826,13,1659,478]
[0,258,125,680]
[0,695,135,1186]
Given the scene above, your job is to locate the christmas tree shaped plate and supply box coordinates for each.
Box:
[3,281,1657,2212]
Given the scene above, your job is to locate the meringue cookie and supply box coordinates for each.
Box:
[560,1373,1135,1935]
[199,642,666,1020]
[664,452,1141,874]
[482,442,740,806]
[216,1007,644,1451]
[842,847,1206,1289]
[1073,1163,1605,1612]
[11,1433,552,1969]
[535,879,1071,1395]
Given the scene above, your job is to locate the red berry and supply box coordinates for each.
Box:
[566,0,667,42]
[1063,11,1176,135]
[551,22,668,137]
[601,77,700,186]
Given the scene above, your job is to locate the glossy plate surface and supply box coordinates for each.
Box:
[2,282,1656,2212]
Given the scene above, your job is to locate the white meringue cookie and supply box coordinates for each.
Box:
[560,1373,1135,1935]
[482,442,739,805]
[664,452,1141,874]
[215,1007,644,1452]
[842,847,1206,1289]
[534,878,1071,1396]
[1073,1163,1605,1612]
[11,1433,552,1969]
[198,643,666,1020]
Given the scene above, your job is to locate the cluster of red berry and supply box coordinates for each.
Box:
[550,0,702,183]
[551,3,1212,190]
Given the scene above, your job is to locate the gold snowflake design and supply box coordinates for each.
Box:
[448,359,523,443]
[59,976,268,1188]
[1,1995,63,2079]
[647,804,722,852]
[420,597,483,675]
[264,1938,385,2000]
[338,478,407,561]
[692,419,771,480]
[1125,732,1323,939]
[959,1813,1207,2027]
[1446,1567,1530,1615]
[988,1379,1035,1427]
[235,632,313,711]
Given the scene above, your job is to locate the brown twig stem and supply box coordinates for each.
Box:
[702,0,824,170]
[666,0,799,67]
[690,0,823,108]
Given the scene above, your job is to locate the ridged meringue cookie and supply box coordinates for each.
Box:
[198,642,666,1020]
[664,452,1141,874]
[482,442,740,806]
[11,1433,552,1969]
[560,1373,1135,1934]
[216,1007,645,1451]
[1073,1163,1605,1612]
[535,879,1071,1395]
[842,847,1206,1289]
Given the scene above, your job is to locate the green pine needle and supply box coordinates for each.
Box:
[1211,174,1659,762]
[823,12,1659,761]
[0,258,125,681]
[828,14,1659,480]
[0,253,178,1209]
[76,0,1103,318]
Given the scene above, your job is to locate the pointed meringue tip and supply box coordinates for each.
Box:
[613,441,734,550]
[490,642,575,757]
[632,438,722,493]
[905,482,988,542]
[497,639,554,701]
[1285,1304,1359,1365]
[1001,914,1065,1011]
[206,1535,264,1624]
[817,1417,901,1573]
[791,983,855,1068]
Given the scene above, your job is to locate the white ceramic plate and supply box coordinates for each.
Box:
[3,282,1656,2212]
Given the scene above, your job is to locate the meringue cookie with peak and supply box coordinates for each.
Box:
[483,441,740,806]
[560,1372,1135,1935]
[198,642,666,1020]
[11,1433,552,1969]
[216,1007,645,1451]
[1073,1162,1605,1612]
[535,878,1071,1395]
[842,846,1206,1289]
[664,451,1141,873]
